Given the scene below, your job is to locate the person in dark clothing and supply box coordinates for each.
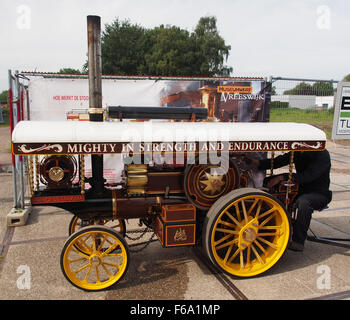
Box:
[246,150,332,251]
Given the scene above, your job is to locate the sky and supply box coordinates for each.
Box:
[0,0,349,92]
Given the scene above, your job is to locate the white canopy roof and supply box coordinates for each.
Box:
[11,120,326,155]
[12,120,326,143]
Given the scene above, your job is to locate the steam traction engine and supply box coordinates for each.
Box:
[10,15,327,291]
[11,111,326,291]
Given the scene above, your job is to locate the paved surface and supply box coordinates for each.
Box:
[1,129,350,300]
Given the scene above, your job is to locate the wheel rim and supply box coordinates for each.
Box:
[210,193,290,277]
[61,228,128,291]
[69,216,126,254]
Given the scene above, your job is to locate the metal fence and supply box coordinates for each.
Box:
[0,105,4,124]
[269,76,339,138]
[8,70,29,209]
[0,98,8,124]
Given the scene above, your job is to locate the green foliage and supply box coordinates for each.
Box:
[271,86,277,95]
[141,25,196,76]
[283,82,314,95]
[0,107,9,125]
[0,90,9,126]
[101,19,148,75]
[312,82,334,96]
[283,81,334,96]
[98,16,232,77]
[327,106,335,115]
[342,74,350,81]
[270,107,334,138]
[0,90,8,103]
[58,68,82,74]
[192,16,232,76]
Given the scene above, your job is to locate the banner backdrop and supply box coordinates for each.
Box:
[26,75,269,185]
[28,77,269,121]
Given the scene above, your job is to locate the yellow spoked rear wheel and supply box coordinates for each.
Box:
[60,226,129,291]
[203,188,291,277]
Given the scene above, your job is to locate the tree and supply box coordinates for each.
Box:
[312,82,334,96]
[101,19,148,75]
[343,74,350,81]
[193,16,232,76]
[98,16,232,77]
[283,81,334,96]
[0,90,8,103]
[58,68,82,74]
[141,25,198,76]
[271,86,277,95]
[283,82,314,95]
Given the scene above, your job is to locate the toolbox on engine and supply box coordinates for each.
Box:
[161,203,196,222]
[155,203,196,247]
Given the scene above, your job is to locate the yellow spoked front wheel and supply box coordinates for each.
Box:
[203,188,291,278]
[68,216,126,254]
[60,226,129,291]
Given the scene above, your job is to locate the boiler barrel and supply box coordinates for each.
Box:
[107,106,208,120]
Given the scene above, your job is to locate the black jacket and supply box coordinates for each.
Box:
[258,150,332,201]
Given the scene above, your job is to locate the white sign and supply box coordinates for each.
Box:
[332,82,350,139]
[28,77,167,120]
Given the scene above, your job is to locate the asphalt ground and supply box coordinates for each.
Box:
[0,127,350,301]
